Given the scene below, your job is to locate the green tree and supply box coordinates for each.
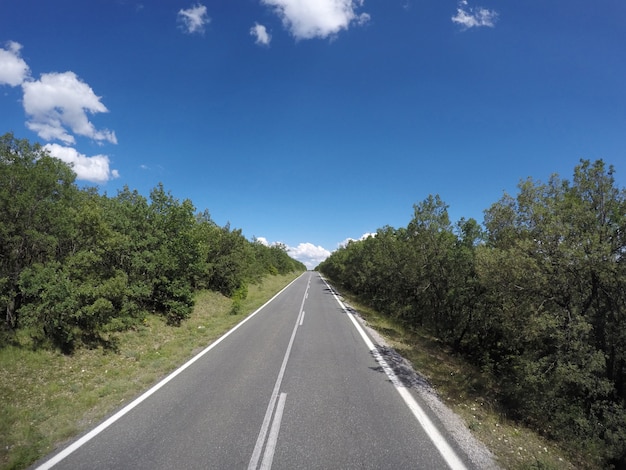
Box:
[18,190,130,351]
[0,133,77,329]
[205,224,253,297]
[146,183,198,324]
[105,186,155,322]
[480,161,626,463]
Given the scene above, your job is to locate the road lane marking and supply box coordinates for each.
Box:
[260,393,287,470]
[248,274,310,470]
[299,310,305,326]
[35,274,306,470]
[320,275,468,470]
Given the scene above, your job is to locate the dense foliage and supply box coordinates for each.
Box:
[319,160,626,468]
[0,133,305,352]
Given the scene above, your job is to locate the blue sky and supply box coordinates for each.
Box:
[1,1,625,268]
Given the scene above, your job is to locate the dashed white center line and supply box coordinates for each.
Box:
[248,274,310,470]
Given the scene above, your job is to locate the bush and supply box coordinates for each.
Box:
[229,283,248,315]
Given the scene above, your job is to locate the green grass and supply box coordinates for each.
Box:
[0,272,302,470]
[335,289,592,470]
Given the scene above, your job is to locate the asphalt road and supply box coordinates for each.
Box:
[34,272,477,470]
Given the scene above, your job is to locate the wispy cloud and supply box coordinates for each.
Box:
[261,0,370,40]
[178,4,210,35]
[22,71,117,145]
[250,23,272,46]
[44,143,120,184]
[0,41,30,87]
[452,0,498,29]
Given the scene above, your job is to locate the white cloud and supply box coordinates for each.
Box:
[250,23,272,46]
[452,0,498,29]
[339,232,376,247]
[288,242,331,270]
[178,4,210,34]
[255,236,271,246]
[22,71,117,145]
[0,41,30,87]
[1,42,118,179]
[254,237,330,269]
[261,0,370,40]
[44,143,120,184]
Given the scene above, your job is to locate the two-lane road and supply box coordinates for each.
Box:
[35,272,480,469]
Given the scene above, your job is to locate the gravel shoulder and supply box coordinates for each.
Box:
[343,299,501,470]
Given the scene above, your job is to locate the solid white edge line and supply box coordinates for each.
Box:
[319,275,468,470]
[259,392,287,470]
[36,273,306,470]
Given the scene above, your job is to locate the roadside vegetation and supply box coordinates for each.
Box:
[0,132,306,469]
[319,159,626,469]
[0,132,305,353]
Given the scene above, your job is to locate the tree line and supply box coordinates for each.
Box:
[319,160,626,468]
[0,133,305,352]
